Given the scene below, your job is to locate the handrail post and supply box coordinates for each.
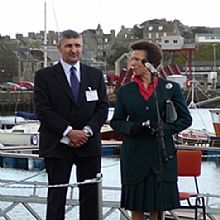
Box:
[97,173,103,220]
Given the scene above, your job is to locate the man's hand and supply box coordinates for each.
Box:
[67,130,89,148]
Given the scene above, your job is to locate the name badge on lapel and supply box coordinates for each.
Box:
[85,87,98,101]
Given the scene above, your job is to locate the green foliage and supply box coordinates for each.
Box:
[166,44,220,68]
[107,46,129,66]
[194,44,220,60]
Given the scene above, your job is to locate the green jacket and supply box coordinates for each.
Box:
[110,78,192,185]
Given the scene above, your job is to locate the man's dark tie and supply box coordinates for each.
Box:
[70,66,79,101]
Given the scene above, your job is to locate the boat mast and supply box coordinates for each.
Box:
[188,75,196,108]
[44,1,47,68]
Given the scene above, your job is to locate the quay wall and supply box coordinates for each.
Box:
[0,91,34,114]
[0,86,219,115]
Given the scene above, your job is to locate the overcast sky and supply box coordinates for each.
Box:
[1,0,219,38]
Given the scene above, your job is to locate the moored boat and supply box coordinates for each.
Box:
[0,122,40,146]
[0,115,26,129]
[177,108,219,146]
[0,121,121,171]
[0,140,121,171]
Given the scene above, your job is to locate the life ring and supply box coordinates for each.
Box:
[30,134,38,145]
[186,80,192,87]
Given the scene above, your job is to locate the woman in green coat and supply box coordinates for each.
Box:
[110,40,192,220]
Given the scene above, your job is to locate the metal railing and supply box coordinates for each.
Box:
[0,173,130,220]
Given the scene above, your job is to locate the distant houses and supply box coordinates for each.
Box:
[0,18,219,83]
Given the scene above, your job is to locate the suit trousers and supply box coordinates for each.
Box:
[44,155,101,220]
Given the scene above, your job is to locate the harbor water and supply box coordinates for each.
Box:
[0,157,220,219]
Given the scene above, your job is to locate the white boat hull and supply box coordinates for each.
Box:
[0,122,39,146]
[0,133,39,146]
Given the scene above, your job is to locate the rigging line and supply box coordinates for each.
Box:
[190,108,210,134]
[188,81,210,133]
[52,2,59,41]
[194,95,212,133]
[195,84,199,103]
[196,85,210,100]
[186,86,192,103]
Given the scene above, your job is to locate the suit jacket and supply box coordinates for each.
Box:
[34,62,108,158]
[110,78,192,184]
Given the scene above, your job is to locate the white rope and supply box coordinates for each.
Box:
[0,176,101,189]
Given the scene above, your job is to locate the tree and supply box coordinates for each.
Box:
[107,46,129,66]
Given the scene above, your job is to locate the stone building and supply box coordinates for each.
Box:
[140,19,182,44]
[0,36,21,83]
[2,18,218,83]
[116,25,136,44]
[82,24,115,70]
[112,19,183,48]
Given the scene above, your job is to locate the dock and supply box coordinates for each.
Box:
[0,91,34,114]
[1,143,220,170]
[1,144,220,219]
[0,174,131,220]
[0,140,121,170]
[1,174,220,220]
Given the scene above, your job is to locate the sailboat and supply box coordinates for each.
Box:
[177,108,216,145]
[177,77,220,147]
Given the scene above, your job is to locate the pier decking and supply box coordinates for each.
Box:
[1,145,220,219]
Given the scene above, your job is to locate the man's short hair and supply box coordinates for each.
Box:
[58,30,83,45]
[130,40,162,67]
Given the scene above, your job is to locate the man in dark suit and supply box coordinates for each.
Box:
[34,30,108,220]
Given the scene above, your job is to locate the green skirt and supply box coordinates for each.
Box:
[121,170,180,212]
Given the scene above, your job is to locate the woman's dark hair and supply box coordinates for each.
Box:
[130,40,163,67]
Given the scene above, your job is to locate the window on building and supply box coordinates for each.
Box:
[173,40,178,44]
[164,40,169,44]
[149,26,153,31]
[156,33,159,38]
[148,33,152,39]
[158,26,163,31]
